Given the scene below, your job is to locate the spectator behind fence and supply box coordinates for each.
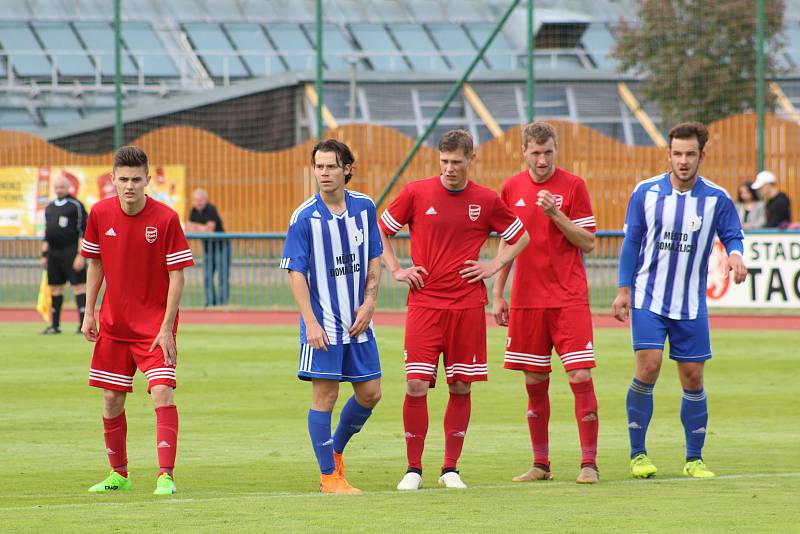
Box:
[188,189,231,306]
[734,180,766,229]
[751,171,791,228]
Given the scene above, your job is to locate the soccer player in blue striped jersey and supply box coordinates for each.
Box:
[612,122,748,479]
[281,139,383,494]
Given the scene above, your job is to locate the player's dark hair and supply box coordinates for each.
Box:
[113,146,149,174]
[311,139,355,184]
[668,122,709,152]
[523,121,558,148]
[737,180,760,202]
[438,129,473,156]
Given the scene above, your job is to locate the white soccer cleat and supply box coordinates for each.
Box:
[437,471,467,489]
[397,471,423,491]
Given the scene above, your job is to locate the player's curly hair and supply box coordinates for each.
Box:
[113,146,149,174]
[438,129,473,156]
[311,139,355,184]
[523,122,558,148]
[668,122,709,152]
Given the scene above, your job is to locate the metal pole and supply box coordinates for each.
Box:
[114,0,123,149]
[348,60,357,122]
[527,0,534,123]
[376,0,522,208]
[756,0,765,172]
[315,0,324,140]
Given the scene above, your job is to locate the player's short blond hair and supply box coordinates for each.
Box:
[438,129,473,156]
[523,122,558,148]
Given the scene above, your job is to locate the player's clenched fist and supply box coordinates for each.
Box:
[612,287,631,322]
[393,265,428,289]
[305,320,330,351]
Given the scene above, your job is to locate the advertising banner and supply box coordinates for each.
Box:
[0,166,185,236]
[707,233,800,308]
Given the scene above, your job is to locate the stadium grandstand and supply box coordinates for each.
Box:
[2,0,799,153]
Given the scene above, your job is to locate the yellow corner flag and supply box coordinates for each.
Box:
[36,271,51,323]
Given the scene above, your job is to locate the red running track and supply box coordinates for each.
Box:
[2,307,798,330]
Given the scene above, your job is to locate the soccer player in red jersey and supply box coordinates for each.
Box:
[80,146,194,495]
[379,129,530,490]
[493,122,600,484]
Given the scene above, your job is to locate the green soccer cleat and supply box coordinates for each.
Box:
[153,473,177,495]
[630,453,658,479]
[88,470,131,493]
[683,459,715,478]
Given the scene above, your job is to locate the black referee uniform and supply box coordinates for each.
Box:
[42,195,88,333]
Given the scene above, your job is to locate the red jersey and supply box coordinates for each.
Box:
[380,176,524,309]
[81,196,194,341]
[501,168,595,308]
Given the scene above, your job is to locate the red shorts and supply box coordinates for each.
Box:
[88,336,177,393]
[404,306,487,387]
[503,306,596,373]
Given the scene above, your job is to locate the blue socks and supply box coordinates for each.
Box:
[333,396,373,454]
[681,388,708,460]
[308,409,335,475]
[626,378,655,457]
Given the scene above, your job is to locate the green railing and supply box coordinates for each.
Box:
[0,232,624,310]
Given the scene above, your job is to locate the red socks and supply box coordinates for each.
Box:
[525,380,551,467]
[570,379,599,466]
[155,405,179,476]
[103,412,128,477]
[403,394,428,471]
[443,392,471,470]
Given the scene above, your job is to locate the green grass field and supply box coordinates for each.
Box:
[0,322,797,533]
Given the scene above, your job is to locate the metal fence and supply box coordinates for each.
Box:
[0,231,624,311]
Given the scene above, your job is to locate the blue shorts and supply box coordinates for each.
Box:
[631,308,712,362]
[297,337,381,382]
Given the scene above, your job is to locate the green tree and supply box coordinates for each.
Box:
[613,0,784,127]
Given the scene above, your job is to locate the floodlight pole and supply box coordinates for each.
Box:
[315,0,324,140]
[114,0,123,149]
[756,0,765,172]
[376,0,522,208]
[527,0,534,123]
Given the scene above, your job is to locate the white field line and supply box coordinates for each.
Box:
[2,471,799,513]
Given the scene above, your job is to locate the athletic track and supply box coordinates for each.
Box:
[1,308,797,330]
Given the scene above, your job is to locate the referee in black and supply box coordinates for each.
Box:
[40,175,88,334]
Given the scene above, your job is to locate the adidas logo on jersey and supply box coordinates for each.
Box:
[105,228,117,237]
[515,198,526,207]
[425,206,437,215]
[157,441,171,448]
[311,210,321,218]
[585,341,593,350]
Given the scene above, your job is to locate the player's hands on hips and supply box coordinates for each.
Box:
[536,190,559,218]
[81,313,99,342]
[612,287,631,322]
[393,265,428,290]
[150,328,177,365]
[349,298,375,338]
[726,253,747,284]
[492,295,509,326]
[306,320,330,351]
[72,255,85,272]
[460,260,497,283]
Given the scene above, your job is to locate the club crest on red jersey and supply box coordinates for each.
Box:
[553,195,564,209]
[468,204,481,221]
[145,226,158,243]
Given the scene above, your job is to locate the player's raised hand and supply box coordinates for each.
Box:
[460,259,497,283]
[612,287,631,322]
[306,320,330,351]
[536,190,559,217]
[81,313,99,342]
[393,265,428,290]
[349,298,376,338]
[492,294,509,326]
[150,329,178,365]
[726,253,747,284]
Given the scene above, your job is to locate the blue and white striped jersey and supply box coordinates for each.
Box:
[281,190,383,344]
[622,173,744,320]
